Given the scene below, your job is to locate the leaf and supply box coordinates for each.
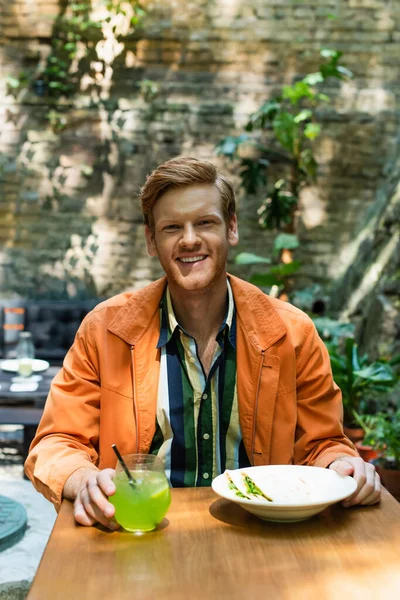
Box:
[354,363,397,384]
[269,260,301,276]
[235,252,271,265]
[273,233,299,253]
[320,48,341,61]
[6,76,21,88]
[336,65,354,79]
[302,72,324,86]
[320,62,352,81]
[313,318,355,341]
[250,273,281,287]
[80,164,93,176]
[294,109,312,124]
[246,100,280,131]
[272,112,297,152]
[258,180,297,230]
[239,157,269,194]
[214,134,250,158]
[389,354,400,366]
[344,337,359,373]
[282,81,314,105]
[304,122,321,140]
[299,148,317,178]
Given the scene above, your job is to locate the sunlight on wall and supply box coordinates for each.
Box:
[216,0,246,18]
[40,233,98,296]
[75,1,139,101]
[90,221,154,293]
[340,232,400,319]
[315,137,336,163]
[234,95,262,127]
[328,219,374,281]
[376,9,396,31]
[126,225,162,291]
[300,187,327,229]
[338,81,396,113]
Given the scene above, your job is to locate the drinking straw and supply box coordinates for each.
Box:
[111,444,136,488]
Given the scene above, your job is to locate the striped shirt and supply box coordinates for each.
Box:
[150,280,250,487]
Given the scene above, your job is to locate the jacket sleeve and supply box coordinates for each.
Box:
[294,319,359,467]
[24,314,101,511]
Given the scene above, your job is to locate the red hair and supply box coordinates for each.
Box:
[139,156,236,228]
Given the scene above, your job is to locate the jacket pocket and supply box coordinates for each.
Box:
[98,387,137,469]
[252,354,280,461]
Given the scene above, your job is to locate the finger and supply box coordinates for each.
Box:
[344,463,376,507]
[74,494,97,527]
[358,471,382,506]
[87,477,116,519]
[81,482,118,530]
[97,468,117,497]
[329,460,354,477]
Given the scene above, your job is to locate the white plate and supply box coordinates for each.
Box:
[211,465,357,523]
[0,359,50,373]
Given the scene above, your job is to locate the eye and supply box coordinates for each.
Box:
[162,224,180,232]
[197,219,213,226]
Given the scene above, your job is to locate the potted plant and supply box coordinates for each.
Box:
[324,338,398,441]
[355,410,400,501]
[351,411,382,463]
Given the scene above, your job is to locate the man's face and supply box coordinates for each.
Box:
[145,184,239,293]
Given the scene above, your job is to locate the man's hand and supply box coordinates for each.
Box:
[64,467,119,530]
[329,456,381,507]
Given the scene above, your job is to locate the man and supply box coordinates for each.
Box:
[25,156,380,529]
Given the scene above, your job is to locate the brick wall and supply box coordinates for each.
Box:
[0,0,399,299]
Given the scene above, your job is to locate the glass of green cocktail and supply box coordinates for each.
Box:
[109,454,171,533]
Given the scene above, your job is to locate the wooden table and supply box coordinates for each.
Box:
[27,488,400,600]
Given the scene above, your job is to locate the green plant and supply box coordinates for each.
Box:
[216,49,353,297]
[354,410,400,469]
[313,317,355,343]
[139,79,159,102]
[6,72,29,95]
[234,233,300,291]
[326,338,398,427]
[7,1,146,125]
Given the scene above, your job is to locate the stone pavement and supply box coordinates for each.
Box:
[0,426,56,598]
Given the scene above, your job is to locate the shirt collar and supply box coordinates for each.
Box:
[157,280,236,349]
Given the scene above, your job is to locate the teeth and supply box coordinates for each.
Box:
[180,256,205,263]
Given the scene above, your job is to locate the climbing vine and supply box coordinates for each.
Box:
[8,0,147,129]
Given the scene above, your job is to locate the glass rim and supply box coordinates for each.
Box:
[117,453,162,464]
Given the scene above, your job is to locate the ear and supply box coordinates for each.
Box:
[228,214,239,247]
[144,225,157,257]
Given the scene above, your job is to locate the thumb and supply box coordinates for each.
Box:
[329,458,354,476]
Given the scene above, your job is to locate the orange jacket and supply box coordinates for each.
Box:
[25,275,357,510]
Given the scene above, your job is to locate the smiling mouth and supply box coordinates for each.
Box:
[177,255,207,264]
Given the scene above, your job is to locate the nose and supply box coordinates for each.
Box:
[179,224,200,248]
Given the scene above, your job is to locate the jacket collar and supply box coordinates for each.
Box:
[108,274,287,350]
[108,277,167,345]
[228,275,287,351]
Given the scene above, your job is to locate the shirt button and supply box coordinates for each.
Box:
[203,433,210,440]
[203,472,209,480]
[202,393,208,400]
[189,356,196,364]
